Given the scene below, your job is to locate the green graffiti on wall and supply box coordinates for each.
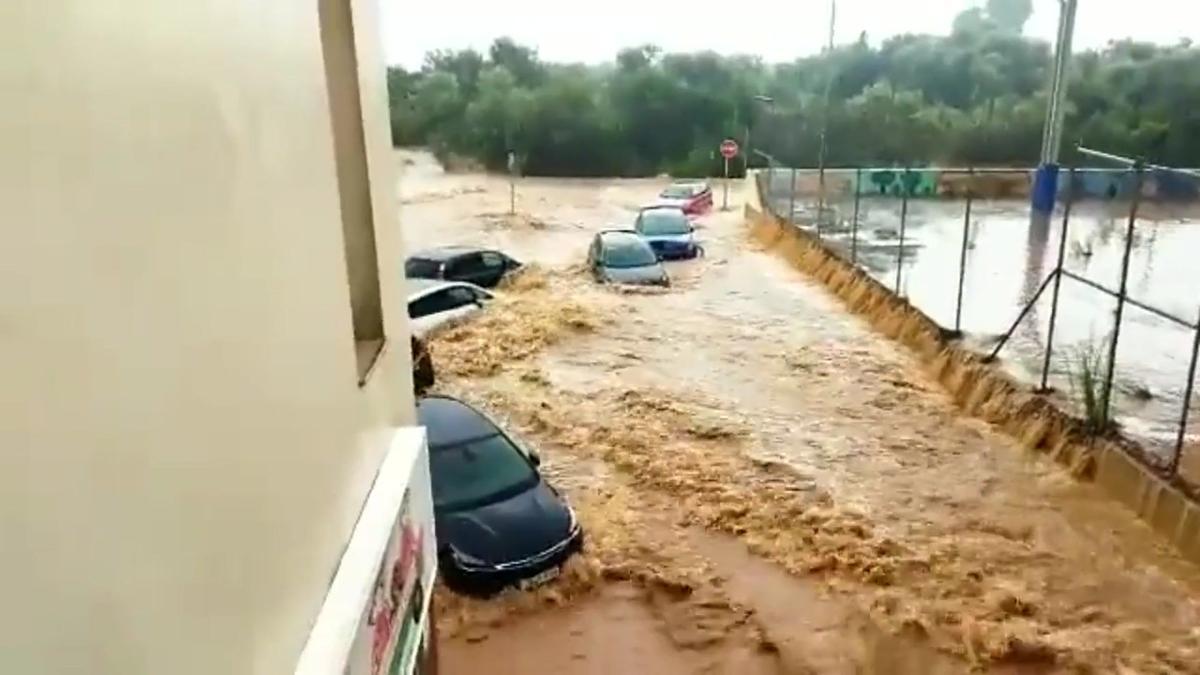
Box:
[864,169,940,197]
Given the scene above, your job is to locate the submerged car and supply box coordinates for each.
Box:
[417,395,583,594]
[407,279,493,338]
[587,230,669,287]
[655,181,713,216]
[405,246,522,289]
[633,206,700,260]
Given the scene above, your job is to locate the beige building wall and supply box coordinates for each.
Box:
[0,1,414,673]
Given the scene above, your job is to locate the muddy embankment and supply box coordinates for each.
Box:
[744,188,1200,567]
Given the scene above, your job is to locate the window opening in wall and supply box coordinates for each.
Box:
[319,0,385,385]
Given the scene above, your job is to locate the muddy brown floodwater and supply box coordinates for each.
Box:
[396,150,1200,674]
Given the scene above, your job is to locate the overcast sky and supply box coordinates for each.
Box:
[381,0,1198,68]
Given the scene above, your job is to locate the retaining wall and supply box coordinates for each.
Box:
[744,173,1200,564]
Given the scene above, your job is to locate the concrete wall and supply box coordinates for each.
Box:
[1,1,414,673]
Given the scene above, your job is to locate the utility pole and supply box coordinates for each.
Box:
[815,0,837,227]
[1031,0,1079,225]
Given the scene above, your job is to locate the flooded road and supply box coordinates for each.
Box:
[397,151,1200,673]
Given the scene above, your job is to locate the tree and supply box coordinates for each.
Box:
[986,0,1033,35]
[617,45,661,72]
[488,37,546,87]
[408,71,466,159]
[462,67,532,170]
[952,8,994,36]
[386,67,422,145]
[424,49,484,97]
[385,31,1200,175]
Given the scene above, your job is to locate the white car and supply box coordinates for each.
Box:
[407,279,494,338]
[653,181,713,216]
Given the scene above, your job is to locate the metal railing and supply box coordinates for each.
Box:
[757,152,1200,487]
[986,148,1200,480]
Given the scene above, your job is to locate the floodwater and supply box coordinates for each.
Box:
[397,150,1200,673]
[767,184,1200,468]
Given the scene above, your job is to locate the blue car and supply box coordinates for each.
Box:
[633,206,700,260]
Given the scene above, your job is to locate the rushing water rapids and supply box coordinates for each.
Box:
[397,151,1200,674]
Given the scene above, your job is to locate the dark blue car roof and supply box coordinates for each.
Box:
[409,245,485,262]
[417,395,501,448]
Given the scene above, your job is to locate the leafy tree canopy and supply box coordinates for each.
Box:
[387,28,1200,176]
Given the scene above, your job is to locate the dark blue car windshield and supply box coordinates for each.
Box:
[638,210,690,236]
[431,435,538,511]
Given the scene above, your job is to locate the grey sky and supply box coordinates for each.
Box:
[381,0,1198,68]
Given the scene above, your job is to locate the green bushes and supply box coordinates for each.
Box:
[387,25,1200,176]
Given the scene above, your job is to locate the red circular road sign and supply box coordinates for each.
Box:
[720,139,739,159]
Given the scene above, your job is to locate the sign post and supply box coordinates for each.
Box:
[506,152,518,215]
[720,139,739,211]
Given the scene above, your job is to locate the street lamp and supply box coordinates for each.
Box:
[745,94,775,168]
[816,0,837,228]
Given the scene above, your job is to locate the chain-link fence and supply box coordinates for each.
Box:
[757,153,1200,492]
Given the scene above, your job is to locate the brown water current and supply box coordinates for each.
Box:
[397,151,1200,674]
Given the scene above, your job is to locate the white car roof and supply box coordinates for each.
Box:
[405,279,492,303]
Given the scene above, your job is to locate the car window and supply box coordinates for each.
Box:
[447,253,484,277]
[405,258,442,278]
[430,434,539,511]
[446,286,478,307]
[410,287,480,318]
[480,251,505,269]
[638,209,690,235]
[409,289,453,318]
[602,238,658,268]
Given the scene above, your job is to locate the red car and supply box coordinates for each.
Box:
[654,181,713,217]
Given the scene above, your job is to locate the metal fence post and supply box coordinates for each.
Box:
[1171,307,1200,477]
[851,167,862,265]
[1039,166,1076,391]
[815,169,823,239]
[895,169,910,296]
[953,169,974,334]
[788,167,797,227]
[766,159,775,214]
[1101,165,1145,425]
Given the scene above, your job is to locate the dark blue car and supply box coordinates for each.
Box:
[633,206,699,260]
[417,395,583,595]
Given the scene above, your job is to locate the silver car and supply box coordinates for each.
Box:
[587,230,669,287]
